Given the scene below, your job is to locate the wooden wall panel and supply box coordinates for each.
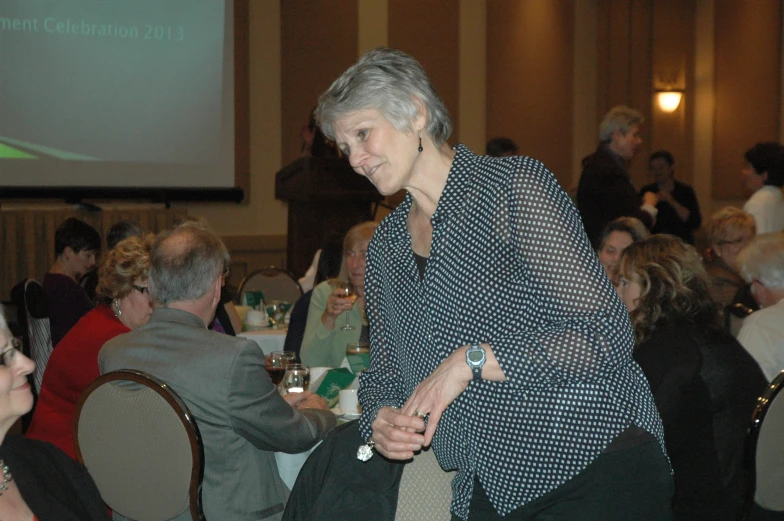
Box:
[388,0,460,143]
[487,0,574,185]
[281,1,358,166]
[649,0,696,186]
[713,1,781,200]
[0,208,187,302]
[596,0,652,187]
[222,235,287,289]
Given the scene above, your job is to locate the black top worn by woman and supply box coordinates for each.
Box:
[634,321,766,521]
[0,435,110,521]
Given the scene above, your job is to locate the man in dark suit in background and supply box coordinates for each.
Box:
[640,150,702,244]
[100,225,335,521]
[578,105,659,248]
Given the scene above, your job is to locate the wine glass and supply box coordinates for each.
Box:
[282,364,310,393]
[333,280,357,331]
[265,301,281,328]
[267,351,296,386]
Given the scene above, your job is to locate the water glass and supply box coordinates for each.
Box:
[282,364,310,393]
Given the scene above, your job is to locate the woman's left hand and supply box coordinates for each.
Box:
[401,346,472,447]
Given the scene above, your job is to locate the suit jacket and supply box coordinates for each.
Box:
[99,308,336,521]
[578,145,654,248]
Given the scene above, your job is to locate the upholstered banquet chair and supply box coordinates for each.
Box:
[237,266,302,305]
[23,279,53,393]
[395,446,455,521]
[744,370,784,519]
[74,370,205,521]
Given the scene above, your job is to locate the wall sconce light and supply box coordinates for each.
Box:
[656,90,683,112]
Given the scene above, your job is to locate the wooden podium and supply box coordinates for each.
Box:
[275,157,383,277]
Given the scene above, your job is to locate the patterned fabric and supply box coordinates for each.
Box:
[358,144,666,520]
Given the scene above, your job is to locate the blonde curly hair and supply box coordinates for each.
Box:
[96,233,155,305]
[618,235,720,343]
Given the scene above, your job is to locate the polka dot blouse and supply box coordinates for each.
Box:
[357,144,666,520]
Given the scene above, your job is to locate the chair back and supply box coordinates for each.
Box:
[74,370,205,521]
[395,447,455,521]
[237,266,303,305]
[23,279,53,392]
[745,370,784,516]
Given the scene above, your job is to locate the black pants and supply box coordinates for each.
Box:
[452,439,673,521]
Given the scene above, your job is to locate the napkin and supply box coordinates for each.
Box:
[242,290,266,309]
[313,368,356,409]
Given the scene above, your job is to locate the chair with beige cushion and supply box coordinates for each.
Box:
[23,278,53,393]
[237,266,303,305]
[744,370,784,520]
[395,447,455,521]
[74,370,205,521]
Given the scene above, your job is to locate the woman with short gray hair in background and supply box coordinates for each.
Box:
[317,47,672,520]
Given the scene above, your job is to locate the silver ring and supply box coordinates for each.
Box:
[414,410,426,420]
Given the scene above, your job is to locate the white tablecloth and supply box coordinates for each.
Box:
[237,329,287,355]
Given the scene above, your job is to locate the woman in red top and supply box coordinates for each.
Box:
[26,233,154,459]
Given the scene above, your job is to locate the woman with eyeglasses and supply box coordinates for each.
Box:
[26,234,154,460]
[0,306,110,520]
[703,207,759,319]
[301,221,378,368]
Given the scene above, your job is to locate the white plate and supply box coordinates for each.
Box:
[331,407,361,420]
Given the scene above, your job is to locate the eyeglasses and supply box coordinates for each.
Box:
[716,237,750,249]
[0,338,21,367]
[133,285,149,295]
[346,251,368,260]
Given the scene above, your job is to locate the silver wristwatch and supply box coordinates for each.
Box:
[465,344,486,381]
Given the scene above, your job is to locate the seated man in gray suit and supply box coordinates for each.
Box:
[99,225,336,521]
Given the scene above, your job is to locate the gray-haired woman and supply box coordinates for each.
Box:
[317,48,672,520]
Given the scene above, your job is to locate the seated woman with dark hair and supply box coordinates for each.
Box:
[595,216,649,281]
[616,235,767,520]
[43,218,101,347]
[0,306,110,521]
[27,234,154,460]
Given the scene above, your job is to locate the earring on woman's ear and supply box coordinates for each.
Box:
[113,299,122,319]
[418,131,423,153]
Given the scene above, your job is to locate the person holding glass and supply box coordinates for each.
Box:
[26,234,155,460]
[316,48,672,520]
[300,221,377,368]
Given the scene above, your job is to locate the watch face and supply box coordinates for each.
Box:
[468,349,484,363]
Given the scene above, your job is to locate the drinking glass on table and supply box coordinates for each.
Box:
[266,301,283,329]
[267,351,296,386]
[333,280,357,331]
[282,364,310,393]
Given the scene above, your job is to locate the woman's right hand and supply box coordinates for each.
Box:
[320,287,355,329]
[370,406,426,460]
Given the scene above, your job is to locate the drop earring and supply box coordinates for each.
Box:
[418,132,423,153]
[113,299,122,319]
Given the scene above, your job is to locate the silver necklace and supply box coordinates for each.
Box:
[0,459,13,496]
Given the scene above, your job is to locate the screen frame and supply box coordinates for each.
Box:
[0,0,249,205]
